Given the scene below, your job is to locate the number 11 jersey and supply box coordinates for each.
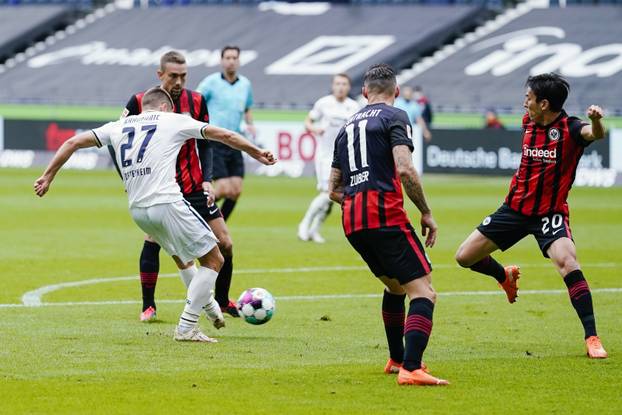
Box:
[332,103,415,236]
[93,111,208,208]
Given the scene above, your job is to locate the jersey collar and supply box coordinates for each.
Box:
[221,72,240,85]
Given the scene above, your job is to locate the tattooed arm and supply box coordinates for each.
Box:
[392,144,437,247]
[328,167,345,204]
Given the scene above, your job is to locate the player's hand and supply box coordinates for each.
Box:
[313,127,325,136]
[253,149,277,166]
[420,212,438,248]
[587,105,604,121]
[34,175,51,197]
[202,181,215,206]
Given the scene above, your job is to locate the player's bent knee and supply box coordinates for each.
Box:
[455,247,474,268]
[218,237,233,258]
[199,247,224,272]
[144,234,157,243]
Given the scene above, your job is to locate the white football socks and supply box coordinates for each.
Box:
[179,264,197,289]
[299,192,331,238]
[308,192,332,237]
[178,266,219,333]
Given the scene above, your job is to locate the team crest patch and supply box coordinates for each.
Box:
[548,128,560,141]
[482,216,491,226]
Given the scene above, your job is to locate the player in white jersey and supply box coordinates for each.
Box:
[34,88,276,342]
[298,74,360,243]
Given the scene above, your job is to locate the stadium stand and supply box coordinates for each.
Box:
[0,6,76,62]
[400,5,622,114]
[0,4,488,108]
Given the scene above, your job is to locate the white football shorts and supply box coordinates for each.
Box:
[130,200,218,264]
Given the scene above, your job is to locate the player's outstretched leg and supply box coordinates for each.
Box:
[174,248,224,342]
[381,289,406,374]
[139,238,160,321]
[547,238,607,358]
[456,230,520,303]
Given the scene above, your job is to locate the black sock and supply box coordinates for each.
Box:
[470,255,506,283]
[215,256,233,307]
[220,199,237,221]
[139,241,160,311]
[382,290,406,363]
[403,297,434,371]
[564,270,597,339]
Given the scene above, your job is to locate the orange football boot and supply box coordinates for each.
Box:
[384,359,429,374]
[397,367,449,386]
[499,265,520,303]
[586,336,608,359]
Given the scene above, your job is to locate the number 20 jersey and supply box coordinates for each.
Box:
[92,112,208,209]
[332,103,414,236]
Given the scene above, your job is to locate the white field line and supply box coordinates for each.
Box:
[4,262,619,309]
[2,288,622,309]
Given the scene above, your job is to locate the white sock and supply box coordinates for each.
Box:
[179,264,197,289]
[178,266,218,332]
[299,192,330,236]
[308,193,332,236]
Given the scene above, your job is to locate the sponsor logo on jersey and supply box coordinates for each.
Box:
[482,216,491,226]
[523,145,557,163]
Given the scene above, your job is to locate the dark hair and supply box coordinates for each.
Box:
[142,87,174,110]
[363,63,396,95]
[159,50,186,72]
[526,73,570,112]
[221,45,241,58]
[334,73,351,85]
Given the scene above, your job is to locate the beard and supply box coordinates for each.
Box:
[169,86,182,100]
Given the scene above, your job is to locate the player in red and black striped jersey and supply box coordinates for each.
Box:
[455,73,608,359]
[330,64,448,386]
[115,51,239,322]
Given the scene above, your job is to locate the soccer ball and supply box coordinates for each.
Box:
[237,288,275,325]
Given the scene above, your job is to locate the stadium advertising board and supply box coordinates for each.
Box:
[423,129,617,187]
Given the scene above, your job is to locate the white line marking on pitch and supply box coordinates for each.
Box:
[6,262,619,309]
[2,288,622,309]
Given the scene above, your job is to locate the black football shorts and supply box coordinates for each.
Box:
[213,142,245,179]
[347,224,432,284]
[477,204,573,258]
[183,191,223,222]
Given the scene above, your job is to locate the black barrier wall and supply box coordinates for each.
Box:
[422,129,609,176]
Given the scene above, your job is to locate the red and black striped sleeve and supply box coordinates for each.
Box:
[567,116,591,147]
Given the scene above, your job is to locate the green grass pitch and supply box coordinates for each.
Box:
[0,169,621,414]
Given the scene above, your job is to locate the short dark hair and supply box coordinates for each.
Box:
[334,73,351,85]
[526,73,570,112]
[363,63,396,95]
[159,50,186,72]
[221,45,241,58]
[142,87,174,111]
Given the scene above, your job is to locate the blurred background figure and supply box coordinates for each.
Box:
[298,73,360,244]
[484,108,505,129]
[394,85,432,142]
[413,86,433,126]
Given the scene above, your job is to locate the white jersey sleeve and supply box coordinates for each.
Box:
[92,121,120,148]
[173,115,208,143]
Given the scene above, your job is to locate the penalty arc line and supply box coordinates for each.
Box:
[6,262,621,309]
